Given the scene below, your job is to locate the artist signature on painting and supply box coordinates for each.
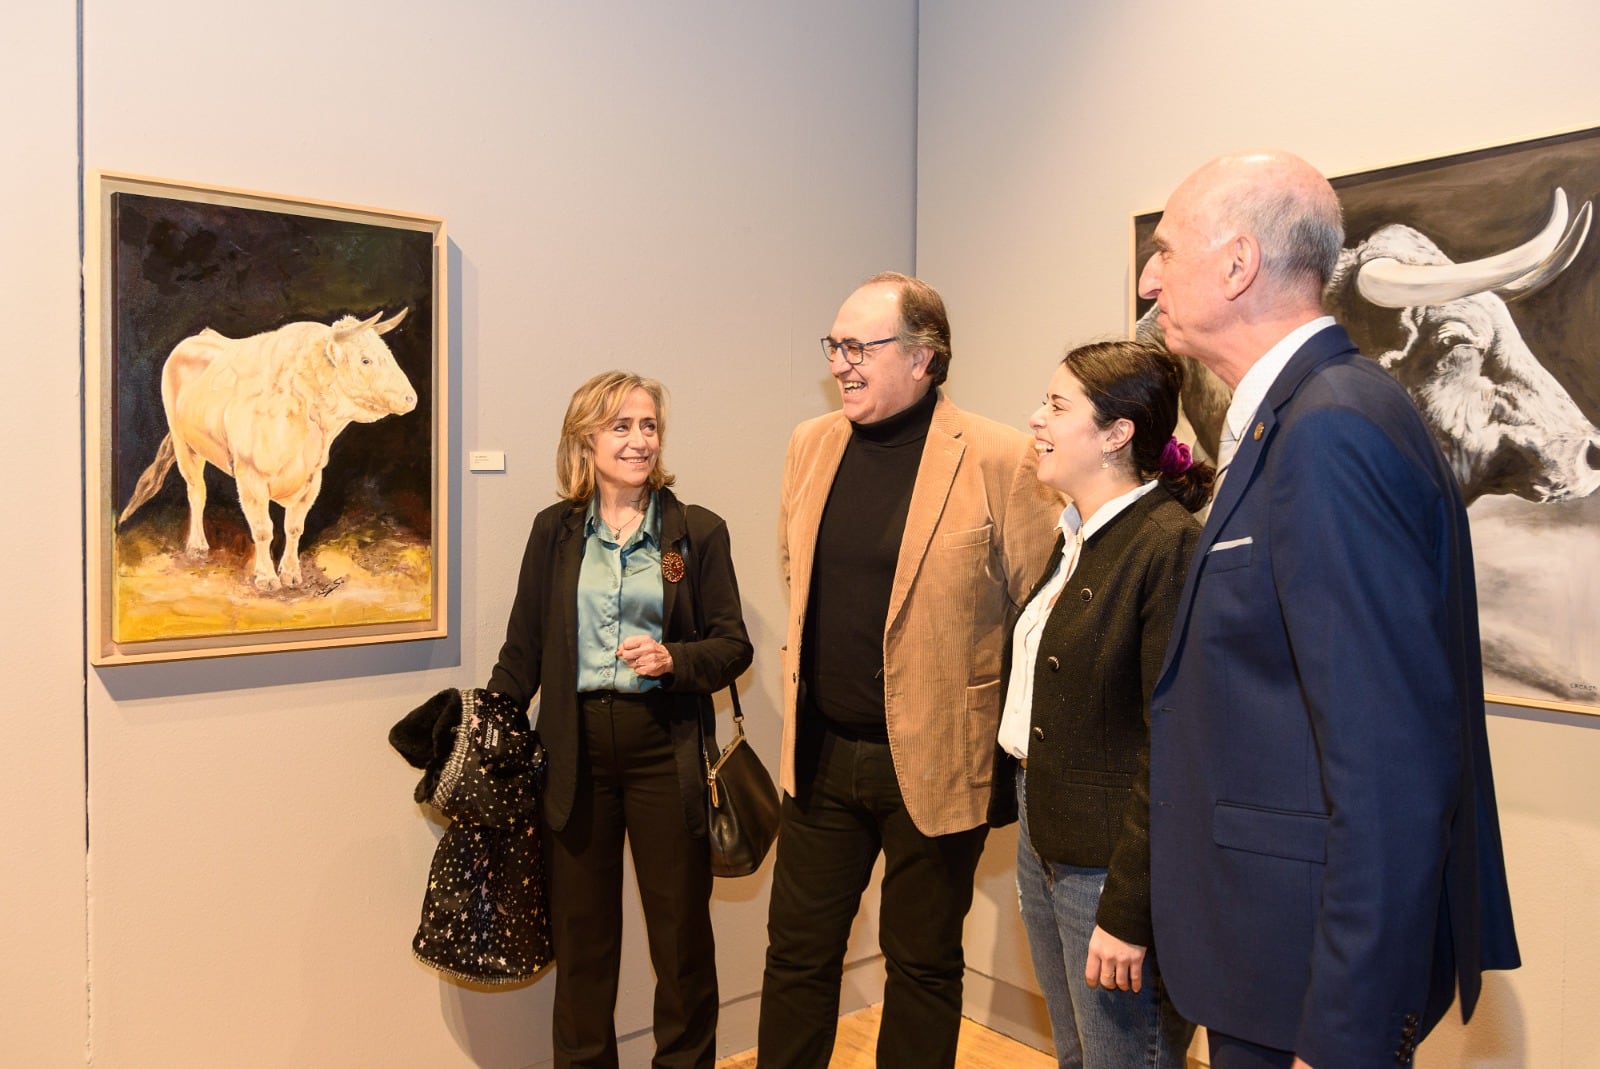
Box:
[314,576,347,598]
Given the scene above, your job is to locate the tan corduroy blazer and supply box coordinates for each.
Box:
[777,394,1062,837]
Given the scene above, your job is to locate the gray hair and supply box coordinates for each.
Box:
[863,271,953,387]
[1212,174,1344,291]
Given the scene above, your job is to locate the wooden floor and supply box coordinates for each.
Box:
[715,1003,1057,1069]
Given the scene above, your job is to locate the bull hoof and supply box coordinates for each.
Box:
[252,574,281,592]
[183,546,211,561]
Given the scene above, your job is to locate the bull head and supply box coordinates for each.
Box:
[323,309,418,419]
[1330,189,1600,503]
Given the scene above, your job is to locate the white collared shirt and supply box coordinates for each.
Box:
[1217,316,1337,473]
[997,480,1161,760]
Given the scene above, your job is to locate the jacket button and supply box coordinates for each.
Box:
[1404,1012,1419,1026]
[1046,655,1060,671]
[1079,587,1093,601]
[1031,725,1045,741]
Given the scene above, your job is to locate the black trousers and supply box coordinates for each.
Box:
[545,692,716,1069]
[756,720,988,1069]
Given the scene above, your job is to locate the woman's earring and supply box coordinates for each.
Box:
[1100,450,1110,470]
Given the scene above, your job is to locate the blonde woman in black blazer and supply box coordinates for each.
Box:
[989,341,1212,1069]
[488,371,752,1069]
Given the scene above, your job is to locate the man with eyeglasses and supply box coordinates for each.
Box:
[758,272,1060,1068]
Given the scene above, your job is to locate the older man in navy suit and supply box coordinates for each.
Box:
[1140,152,1520,1069]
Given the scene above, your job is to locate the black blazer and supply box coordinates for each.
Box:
[989,485,1199,946]
[487,487,753,836]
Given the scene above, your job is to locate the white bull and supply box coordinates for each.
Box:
[118,309,418,589]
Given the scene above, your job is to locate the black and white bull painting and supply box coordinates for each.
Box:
[1132,128,1600,710]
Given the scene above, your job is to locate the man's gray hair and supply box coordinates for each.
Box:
[1214,181,1344,292]
[864,271,953,387]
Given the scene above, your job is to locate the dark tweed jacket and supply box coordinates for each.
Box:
[487,487,753,837]
[989,485,1199,946]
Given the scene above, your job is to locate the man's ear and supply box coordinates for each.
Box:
[1221,234,1262,301]
[910,345,934,380]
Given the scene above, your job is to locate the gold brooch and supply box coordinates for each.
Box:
[662,551,685,583]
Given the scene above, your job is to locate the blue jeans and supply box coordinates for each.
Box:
[1016,769,1192,1069]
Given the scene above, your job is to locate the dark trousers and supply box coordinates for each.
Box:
[756,721,988,1069]
[545,692,716,1069]
[1207,1030,1296,1069]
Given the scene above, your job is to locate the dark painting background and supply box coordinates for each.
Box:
[110,192,437,560]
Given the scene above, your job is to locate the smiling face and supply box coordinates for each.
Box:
[1028,364,1121,497]
[826,281,933,424]
[588,387,660,496]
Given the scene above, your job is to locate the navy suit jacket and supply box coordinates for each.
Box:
[1148,325,1519,1069]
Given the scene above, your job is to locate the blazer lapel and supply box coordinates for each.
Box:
[787,416,851,607]
[657,489,686,632]
[887,396,964,634]
[554,505,585,670]
[1156,325,1359,685]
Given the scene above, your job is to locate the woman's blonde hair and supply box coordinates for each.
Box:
[555,370,676,502]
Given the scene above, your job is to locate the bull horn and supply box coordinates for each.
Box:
[375,307,409,335]
[1356,188,1571,308]
[333,310,384,339]
[1497,200,1592,301]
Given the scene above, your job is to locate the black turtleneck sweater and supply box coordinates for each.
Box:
[801,387,938,741]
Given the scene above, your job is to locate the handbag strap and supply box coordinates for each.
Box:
[680,508,742,774]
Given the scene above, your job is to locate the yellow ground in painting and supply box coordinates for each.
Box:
[113,520,432,643]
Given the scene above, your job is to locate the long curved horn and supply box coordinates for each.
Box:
[1356,189,1570,308]
[375,307,409,335]
[1497,200,1592,301]
[333,310,384,339]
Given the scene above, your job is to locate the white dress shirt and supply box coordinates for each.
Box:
[1216,316,1337,480]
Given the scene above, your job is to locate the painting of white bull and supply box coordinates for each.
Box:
[1131,128,1600,711]
[89,173,444,664]
[118,309,418,590]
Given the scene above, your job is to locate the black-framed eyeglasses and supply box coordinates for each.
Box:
[820,335,898,365]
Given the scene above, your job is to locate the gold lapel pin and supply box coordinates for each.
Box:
[1253,422,1264,441]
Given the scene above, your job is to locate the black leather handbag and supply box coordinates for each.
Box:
[703,681,780,877]
[681,509,779,877]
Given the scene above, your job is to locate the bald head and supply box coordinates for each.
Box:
[1179,151,1344,299]
[1139,151,1344,382]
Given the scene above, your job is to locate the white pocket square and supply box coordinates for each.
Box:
[1209,536,1253,553]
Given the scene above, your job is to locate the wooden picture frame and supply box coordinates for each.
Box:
[86,172,448,664]
[1130,127,1600,716]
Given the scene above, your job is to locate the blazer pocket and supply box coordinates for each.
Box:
[941,523,994,549]
[1061,767,1133,791]
[1203,538,1253,573]
[964,679,1001,786]
[1213,801,1327,863]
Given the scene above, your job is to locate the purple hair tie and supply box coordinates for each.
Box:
[1158,436,1192,476]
